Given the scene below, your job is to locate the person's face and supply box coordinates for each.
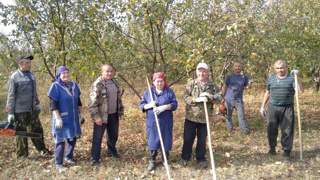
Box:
[101,65,114,81]
[153,78,165,91]
[18,59,32,71]
[60,70,70,82]
[233,63,242,74]
[197,68,209,82]
[274,63,287,77]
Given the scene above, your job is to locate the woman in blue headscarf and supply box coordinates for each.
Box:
[47,66,85,172]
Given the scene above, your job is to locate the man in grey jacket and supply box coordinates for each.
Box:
[6,55,51,158]
[88,64,124,165]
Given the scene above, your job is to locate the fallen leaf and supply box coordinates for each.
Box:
[225,152,230,157]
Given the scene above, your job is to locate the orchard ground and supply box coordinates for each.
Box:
[0,79,319,180]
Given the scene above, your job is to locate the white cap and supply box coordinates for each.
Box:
[197,63,209,70]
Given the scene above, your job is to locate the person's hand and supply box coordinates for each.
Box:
[199,92,214,100]
[153,105,168,115]
[260,107,267,117]
[195,97,208,103]
[36,105,41,114]
[290,70,299,76]
[144,101,157,110]
[79,113,85,125]
[95,118,103,126]
[55,117,63,130]
[119,111,124,120]
[7,114,15,124]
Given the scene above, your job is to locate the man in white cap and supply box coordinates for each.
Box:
[179,62,221,168]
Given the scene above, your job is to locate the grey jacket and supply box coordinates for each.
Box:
[6,68,40,114]
[88,76,124,123]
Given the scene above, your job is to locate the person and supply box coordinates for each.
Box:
[88,64,124,165]
[47,66,85,172]
[6,55,51,158]
[179,62,221,168]
[222,62,252,133]
[139,72,178,171]
[260,60,304,165]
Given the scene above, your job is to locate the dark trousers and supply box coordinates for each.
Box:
[55,139,77,165]
[91,113,119,163]
[181,119,207,162]
[149,150,169,162]
[15,110,48,157]
[267,103,294,151]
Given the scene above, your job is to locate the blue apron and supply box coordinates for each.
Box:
[48,81,82,138]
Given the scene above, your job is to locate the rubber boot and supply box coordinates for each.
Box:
[147,150,157,171]
[147,160,156,171]
[162,151,171,169]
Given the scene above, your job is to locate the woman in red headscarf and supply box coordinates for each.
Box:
[139,72,178,171]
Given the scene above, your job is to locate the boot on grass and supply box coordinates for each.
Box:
[283,150,291,165]
[268,147,276,155]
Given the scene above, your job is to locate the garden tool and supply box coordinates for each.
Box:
[0,121,42,139]
[203,101,217,180]
[294,72,303,161]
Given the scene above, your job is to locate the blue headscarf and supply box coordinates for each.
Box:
[56,66,69,86]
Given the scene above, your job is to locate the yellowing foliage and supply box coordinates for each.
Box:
[250,52,258,59]
[249,37,254,44]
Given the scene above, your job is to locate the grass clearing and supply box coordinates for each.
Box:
[0,79,319,179]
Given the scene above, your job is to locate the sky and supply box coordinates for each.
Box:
[0,0,16,35]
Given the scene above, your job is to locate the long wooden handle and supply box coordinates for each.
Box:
[204,102,216,180]
[294,73,303,161]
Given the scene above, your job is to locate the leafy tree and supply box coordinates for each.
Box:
[1,0,92,81]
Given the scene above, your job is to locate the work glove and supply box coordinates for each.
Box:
[290,70,299,76]
[144,101,157,110]
[199,92,214,100]
[7,114,15,124]
[36,104,41,114]
[195,96,208,103]
[55,117,63,130]
[153,105,168,115]
[79,113,85,125]
[260,107,267,117]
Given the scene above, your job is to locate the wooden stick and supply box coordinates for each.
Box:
[294,73,303,161]
[204,102,217,180]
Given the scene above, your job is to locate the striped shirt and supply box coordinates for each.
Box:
[267,74,295,105]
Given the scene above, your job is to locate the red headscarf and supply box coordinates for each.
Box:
[153,72,168,87]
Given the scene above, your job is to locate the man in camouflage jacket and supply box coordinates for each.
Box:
[180,62,221,168]
[6,55,51,157]
[88,64,124,164]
